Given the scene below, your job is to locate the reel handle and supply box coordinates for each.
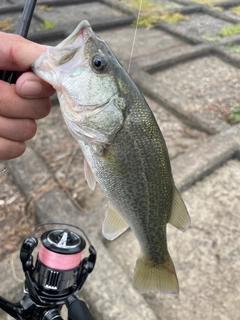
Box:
[67,296,95,320]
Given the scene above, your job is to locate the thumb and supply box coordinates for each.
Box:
[16,72,55,98]
[0,32,48,71]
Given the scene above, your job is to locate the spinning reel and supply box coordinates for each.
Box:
[0,222,97,320]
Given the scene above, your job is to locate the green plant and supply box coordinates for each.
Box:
[230,6,240,16]
[120,0,155,10]
[161,12,187,25]
[228,44,240,53]
[219,24,240,37]
[202,34,220,41]
[228,105,240,123]
[42,19,57,30]
[132,13,160,28]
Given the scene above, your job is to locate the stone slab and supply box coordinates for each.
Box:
[98,25,189,68]
[34,1,126,28]
[171,12,232,39]
[153,55,240,125]
[130,63,229,134]
[0,169,34,260]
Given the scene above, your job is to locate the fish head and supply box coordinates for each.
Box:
[32,20,125,121]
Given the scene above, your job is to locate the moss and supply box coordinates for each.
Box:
[42,20,57,30]
[132,11,187,28]
[120,0,155,10]
[202,34,220,41]
[122,0,187,28]
[132,13,159,28]
[229,44,240,53]
[219,24,240,37]
[162,12,187,24]
[228,105,240,123]
[191,0,222,5]
[230,6,240,16]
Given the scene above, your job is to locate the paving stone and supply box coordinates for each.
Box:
[173,12,232,39]
[154,55,240,124]
[0,169,34,260]
[130,64,229,134]
[146,96,208,159]
[98,26,190,68]
[34,2,125,28]
[0,1,10,7]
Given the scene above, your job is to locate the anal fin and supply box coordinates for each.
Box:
[169,185,191,232]
[102,203,129,240]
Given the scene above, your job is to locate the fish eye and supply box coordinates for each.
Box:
[92,54,108,71]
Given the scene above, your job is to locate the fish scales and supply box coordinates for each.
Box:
[79,93,172,259]
[32,20,190,294]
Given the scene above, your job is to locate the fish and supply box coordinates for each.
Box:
[32,20,190,294]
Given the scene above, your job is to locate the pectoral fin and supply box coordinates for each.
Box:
[169,185,190,232]
[84,158,96,191]
[102,204,129,240]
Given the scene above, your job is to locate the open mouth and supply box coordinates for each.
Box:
[31,20,93,85]
[56,20,93,49]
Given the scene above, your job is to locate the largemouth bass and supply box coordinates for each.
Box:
[32,20,190,294]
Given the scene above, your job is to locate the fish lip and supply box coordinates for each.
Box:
[57,20,92,48]
[31,20,93,86]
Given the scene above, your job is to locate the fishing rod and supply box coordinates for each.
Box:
[0,0,37,83]
[0,0,37,173]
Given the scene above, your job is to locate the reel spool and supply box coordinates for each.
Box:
[33,229,86,301]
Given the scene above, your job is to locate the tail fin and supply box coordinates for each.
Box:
[133,252,179,294]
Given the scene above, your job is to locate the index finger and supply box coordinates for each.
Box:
[0,32,48,71]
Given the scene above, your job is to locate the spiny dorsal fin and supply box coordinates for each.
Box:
[169,185,190,232]
[84,158,96,191]
[102,203,129,240]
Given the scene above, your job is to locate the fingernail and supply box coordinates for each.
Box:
[20,80,42,97]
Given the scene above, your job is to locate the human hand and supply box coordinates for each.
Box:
[0,32,55,160]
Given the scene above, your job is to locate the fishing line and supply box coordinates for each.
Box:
[127,0,143,73]
[38,243,83,270]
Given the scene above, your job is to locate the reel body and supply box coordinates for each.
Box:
[0,223,97,320]
[33,229,86,303]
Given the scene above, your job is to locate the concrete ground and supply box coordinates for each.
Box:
[0,0,240,319]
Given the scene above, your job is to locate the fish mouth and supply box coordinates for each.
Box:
[32,20,93,86]
[56,20,92,49]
